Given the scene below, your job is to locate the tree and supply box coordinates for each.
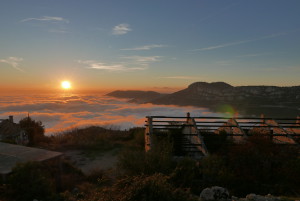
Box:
[19,116,45,146]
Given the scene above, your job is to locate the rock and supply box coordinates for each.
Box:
[199,186,230,201]
[72,187,79,194]
[231,196,239,201]
[245,194,280,201]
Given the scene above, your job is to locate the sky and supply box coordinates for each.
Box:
[1,0,300,92]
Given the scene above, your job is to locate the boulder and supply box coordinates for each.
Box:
[245,194,280,201]
[199,186,230,201]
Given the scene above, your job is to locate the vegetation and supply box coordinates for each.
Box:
[5,161,57,201]
[1,122,299,201]
[19,116,47,146]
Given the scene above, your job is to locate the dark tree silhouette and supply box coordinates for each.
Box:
[19,116,45,146]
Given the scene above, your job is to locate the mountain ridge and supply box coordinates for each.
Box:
[106,82,300,116]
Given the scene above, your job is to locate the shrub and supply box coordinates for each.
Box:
[169,158,203,194]
[202,131,233,154]
[7,161,56,201]
[80,174,197,201]
[117,134,175,176]
[196,135,300,197]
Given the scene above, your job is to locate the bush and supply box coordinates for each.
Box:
[169,158,203,194]
[202,131,233,154]
[7,161,56,201]
[200,154,234,189]
[199,135,300,196]
[78,174,197,201]
[117,134,175,176]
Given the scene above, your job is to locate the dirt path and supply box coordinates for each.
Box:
[63,149,118,174]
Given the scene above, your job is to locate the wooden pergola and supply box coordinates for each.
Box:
[145,114,300,158]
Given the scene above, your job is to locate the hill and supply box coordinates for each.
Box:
[106,82,300,116]
[106,90,164,103]
[150,81,300,107]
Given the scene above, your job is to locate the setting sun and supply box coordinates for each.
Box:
[61,81,71,89]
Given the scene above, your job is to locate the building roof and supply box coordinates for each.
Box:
[0,120,22,138]
[0,142,63,175]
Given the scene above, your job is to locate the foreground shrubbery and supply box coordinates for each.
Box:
[63,174,197,201]
[6,162,56,201]
[47,126,143,150]
[118,132,300,197]
[3,160,84,201]
[1,126,299,201]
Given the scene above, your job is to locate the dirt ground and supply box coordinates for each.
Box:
[63,149,118,174]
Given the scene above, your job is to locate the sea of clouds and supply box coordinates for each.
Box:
[0,92,222,135]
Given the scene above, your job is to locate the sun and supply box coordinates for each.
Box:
[61,81,71,89]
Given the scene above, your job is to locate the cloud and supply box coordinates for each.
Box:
[20,16,69,33]
[191,32,287,52]
[0,93,219,134]
[0,57,24,72]
[78,55,162,71]
[77,60,146,71]
[112,23,131,35]
[20,16,69,23]
[236,53,271,58]
[121,56,162,64]
[49,29,68,33]
[121,44,167,51]
[159,76,199,80]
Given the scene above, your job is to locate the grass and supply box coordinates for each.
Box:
[43,126,143,151]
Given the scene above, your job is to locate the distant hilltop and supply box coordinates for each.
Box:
[106,90,164,103]
[106,82,300,115]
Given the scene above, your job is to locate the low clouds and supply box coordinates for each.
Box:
[20,16,69,23]
[112,23,131,35]
[0,93,218,134]
[0,57,24,72]
[121,44,167,51]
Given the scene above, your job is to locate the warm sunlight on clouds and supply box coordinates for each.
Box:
[0,93,217,134]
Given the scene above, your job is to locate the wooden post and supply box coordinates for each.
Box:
[145,116,153,152]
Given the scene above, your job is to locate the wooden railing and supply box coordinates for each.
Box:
[145,114,300,157]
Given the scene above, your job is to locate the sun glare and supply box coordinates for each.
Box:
[61,81,71,89]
